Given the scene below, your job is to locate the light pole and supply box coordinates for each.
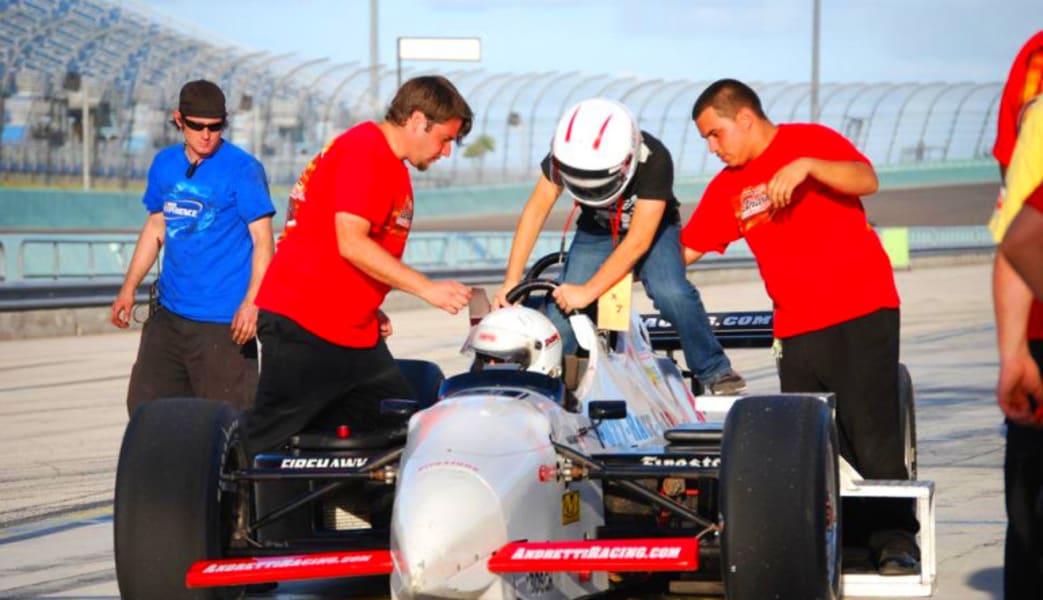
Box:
[369,0,379,117]
[810,0,821,123]
[81,80,91,190]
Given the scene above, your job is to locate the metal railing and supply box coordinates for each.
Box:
[0,227,995,311]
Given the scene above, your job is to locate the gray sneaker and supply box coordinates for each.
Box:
[706,369,747,395]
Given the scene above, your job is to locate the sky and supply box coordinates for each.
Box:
[137,0,1039,86]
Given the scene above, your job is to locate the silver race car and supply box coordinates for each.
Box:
[114,256,934,599]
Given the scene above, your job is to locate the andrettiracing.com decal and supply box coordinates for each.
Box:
[202,554,377,573]
[509,544,683,561]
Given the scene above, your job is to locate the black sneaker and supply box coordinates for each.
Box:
[706,369,747,395]
[878,549,920,576]
[876,532,921,576]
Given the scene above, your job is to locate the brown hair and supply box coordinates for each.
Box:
[692,78,767,121]
[385,75,473,142]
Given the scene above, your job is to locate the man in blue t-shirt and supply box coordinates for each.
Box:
[111,79,275,416]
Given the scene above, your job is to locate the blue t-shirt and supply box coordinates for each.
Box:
[143,141,275,323]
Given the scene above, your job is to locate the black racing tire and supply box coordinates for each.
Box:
[114,398,247,600]
[720,395,841,600]
[898,362,918,480]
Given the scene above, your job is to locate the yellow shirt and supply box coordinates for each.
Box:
[991,98,1043,242]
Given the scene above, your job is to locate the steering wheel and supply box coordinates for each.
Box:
[524,251,566,282]
[505,278,559,306]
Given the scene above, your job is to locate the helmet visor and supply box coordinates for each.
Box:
[460,326,534,369]
[552,157,630,207]
[475,349,532,369]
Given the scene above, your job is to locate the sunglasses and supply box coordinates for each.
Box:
[182,117,226,132]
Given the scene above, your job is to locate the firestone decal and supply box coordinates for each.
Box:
[640,455,720,468]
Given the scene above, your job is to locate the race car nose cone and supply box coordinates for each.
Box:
[390,468,508,599]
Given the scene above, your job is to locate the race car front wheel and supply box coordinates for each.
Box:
[114,397,246,600]
[720,395,841,600]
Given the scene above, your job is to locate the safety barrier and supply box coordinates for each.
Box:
[0,227,994,311]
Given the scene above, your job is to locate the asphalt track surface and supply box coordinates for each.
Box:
[0,255,1009,599]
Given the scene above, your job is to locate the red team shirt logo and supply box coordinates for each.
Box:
[386,194,413,237]
[734,183,772,234]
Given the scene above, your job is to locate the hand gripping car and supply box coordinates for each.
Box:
[113,256,935,599]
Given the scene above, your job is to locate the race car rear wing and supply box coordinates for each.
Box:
[186,539,699,588]
[186,550,392,588]
[643,311,774,351]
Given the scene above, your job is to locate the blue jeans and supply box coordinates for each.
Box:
[544,225,732,382]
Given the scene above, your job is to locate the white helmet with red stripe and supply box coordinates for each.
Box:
[460,306,562,378]
[551,97,640,208]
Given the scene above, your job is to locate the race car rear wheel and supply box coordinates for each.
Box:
[114,397,247,600]
[720,395,840,600]
[898,362,917,479]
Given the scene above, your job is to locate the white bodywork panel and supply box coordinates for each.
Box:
[391,311,704,600]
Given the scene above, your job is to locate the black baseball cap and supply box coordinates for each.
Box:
[178,79,227,118]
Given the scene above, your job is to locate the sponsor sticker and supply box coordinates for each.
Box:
[561,490,581,525]
[201,554,376,573]
[738,184,771,220]
[279,457,369,469]
[508,544,683,561]
[640,455,721,469]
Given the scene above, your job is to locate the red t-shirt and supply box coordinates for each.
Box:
[681,123,899,338]
[994,30,1043,169]
[256,122,414,347]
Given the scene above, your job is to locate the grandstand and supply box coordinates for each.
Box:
[0,0,1003,190]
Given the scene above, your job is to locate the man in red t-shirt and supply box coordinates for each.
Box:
[245,76,474,456]
[681,79,918,575]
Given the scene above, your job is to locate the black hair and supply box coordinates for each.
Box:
[692,78,767,121]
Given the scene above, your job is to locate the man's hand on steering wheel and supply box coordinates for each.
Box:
[552,283,595,314]
[492,280,520,309]
[496,252,569,309]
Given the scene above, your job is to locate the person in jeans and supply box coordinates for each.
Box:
[491,97,744,395]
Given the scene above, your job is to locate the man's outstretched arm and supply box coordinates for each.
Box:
[493,175,561,308]
[335,212,471,314]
